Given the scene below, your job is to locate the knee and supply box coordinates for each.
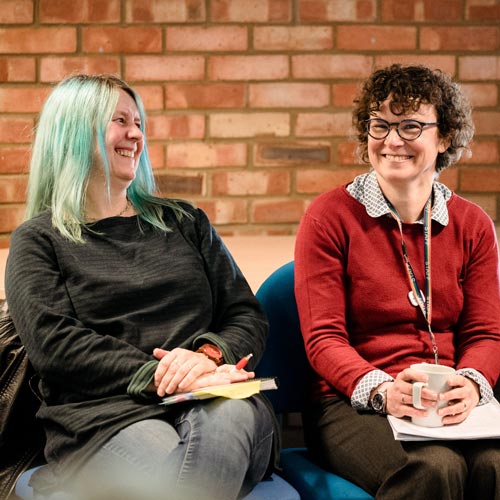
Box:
[410,446,467,488]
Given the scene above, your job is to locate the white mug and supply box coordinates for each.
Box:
[410,362,455,427]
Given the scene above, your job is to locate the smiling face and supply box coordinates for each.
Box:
[102,89,144,188]
[368,98,449,190]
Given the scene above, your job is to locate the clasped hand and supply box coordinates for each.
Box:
[384,368,480,425]
[153,347,254,397]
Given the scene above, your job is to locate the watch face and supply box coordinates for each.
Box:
[204,344,222,358]
[372,393,385,412]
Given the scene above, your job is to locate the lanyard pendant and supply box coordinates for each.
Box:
[408,289,425,307]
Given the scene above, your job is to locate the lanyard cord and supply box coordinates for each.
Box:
[386,196,439,364]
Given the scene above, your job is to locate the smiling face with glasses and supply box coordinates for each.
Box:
[366,100,450,194]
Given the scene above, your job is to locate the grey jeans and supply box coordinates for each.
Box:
[35,396,274,500]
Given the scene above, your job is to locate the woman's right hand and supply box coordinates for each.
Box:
[385,368,438,418]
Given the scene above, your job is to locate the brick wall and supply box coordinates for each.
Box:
[0,0,499,247]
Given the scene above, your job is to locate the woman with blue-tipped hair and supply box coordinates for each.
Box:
[5,74,274,500]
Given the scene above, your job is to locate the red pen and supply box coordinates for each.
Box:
[234,353,253,370]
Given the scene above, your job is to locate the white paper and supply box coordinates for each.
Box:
[387,398,500,441]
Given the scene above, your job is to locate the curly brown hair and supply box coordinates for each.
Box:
[352,64,474,172]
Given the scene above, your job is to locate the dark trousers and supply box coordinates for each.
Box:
[303,396,500,500]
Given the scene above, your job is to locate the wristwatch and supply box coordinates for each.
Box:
[370,388,388,414]
[196,343,224,366]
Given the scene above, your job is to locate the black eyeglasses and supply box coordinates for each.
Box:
[365,118,439,141]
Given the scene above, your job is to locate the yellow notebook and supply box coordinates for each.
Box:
[159,377,278,406]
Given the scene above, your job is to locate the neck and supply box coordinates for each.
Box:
[378,178,434,223]
[84,190,130,221]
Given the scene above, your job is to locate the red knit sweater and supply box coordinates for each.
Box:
[295,185,500,400]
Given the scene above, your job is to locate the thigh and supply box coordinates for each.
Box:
[460,439,500,500]
[303,396,409,493]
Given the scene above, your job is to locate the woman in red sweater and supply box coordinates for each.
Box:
[294,64,500,499]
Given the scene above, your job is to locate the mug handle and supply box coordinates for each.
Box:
[412,381,427,409]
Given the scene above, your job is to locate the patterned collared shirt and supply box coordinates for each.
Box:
[346,171,493,410]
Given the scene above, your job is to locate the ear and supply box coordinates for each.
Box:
[438,136,451,154]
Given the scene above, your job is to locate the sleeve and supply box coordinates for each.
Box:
[455,211,500,391]
[294,208,380,399]
[5,223,151,401]
[189,208,268,367]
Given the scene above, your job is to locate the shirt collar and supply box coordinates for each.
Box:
[346,171,451,226]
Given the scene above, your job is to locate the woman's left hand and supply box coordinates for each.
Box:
[152,347,253,396]
[437,374,480,425]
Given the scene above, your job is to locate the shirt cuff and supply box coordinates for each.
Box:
[351,369,394,410]
[456,367,493,405]
[127,360,158,400]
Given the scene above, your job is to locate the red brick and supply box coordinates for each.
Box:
[332,83,359,108]
[337,26,417,51]
[0,57,36,82]
[461,140,499,165]
[249,83,330,108]
[382,0,461,22]
[337,141,359,165]
[0,147,31,174]
[146,115,205,140]
[146,143,165,169]
[473,112,500,136]
[421,27,499,51]
[0,205,25,233]
[167,26,247,51]
[125,56,205,82]
[165,84,245,109]
[251,199,305,223]
[292,55,372,79]
[0,0,33,23]
[0,176,27,203]
[40,0,120,22]
[296,168,366,193]
[208,55,289,81]
[296,112,352,137]
[210,113,290,138]
[133,85,164,111]
[0,87,51,113]
[461,84,498,108]
[254,142,331,166]
[298,0,376,22]
[156,172,205,197]
[459,56,500,80]
[460,167,500,192]
[375,55,456,76]
[167,142,247,168]
[40,56,120,83]
[0,28,76,54]
[0,117,33,143]
[83,27,162,53]
[438,168,458,191]
[195,199,248,224]
[468,5,500,22]
[254,26,333,50]
[212,0,292,22]
[212,171,290,196]
[125,0,206,23]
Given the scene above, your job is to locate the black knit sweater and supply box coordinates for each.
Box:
[5,203,268,488]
